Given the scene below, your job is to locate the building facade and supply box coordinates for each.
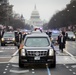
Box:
[26,5,46,28]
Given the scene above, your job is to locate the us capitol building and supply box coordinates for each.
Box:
[25,5,47,28]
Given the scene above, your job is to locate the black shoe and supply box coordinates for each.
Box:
[61,50,63,53]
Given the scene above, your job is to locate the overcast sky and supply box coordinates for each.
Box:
[9,0,71,22]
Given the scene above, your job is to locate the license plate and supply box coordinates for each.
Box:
[34,56,40,60]
[6,41,10,43]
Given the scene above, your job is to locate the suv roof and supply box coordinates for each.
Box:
[26,32,48,37]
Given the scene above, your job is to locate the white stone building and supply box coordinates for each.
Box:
[26,5,47,28]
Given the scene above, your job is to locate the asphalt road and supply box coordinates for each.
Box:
[0,41,76,75]
[0,63,76,75]
[65,41,76,56]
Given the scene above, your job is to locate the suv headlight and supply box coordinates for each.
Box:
[73,36,75,38]
[12,38,15,41]
[21,49,25,56]
[49,49,54,56]
[1,38,4,41]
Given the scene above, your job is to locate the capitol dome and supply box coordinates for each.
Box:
[25,5,45,28]
[31,5,40,18]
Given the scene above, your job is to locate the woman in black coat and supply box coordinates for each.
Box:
[58,33,66,52]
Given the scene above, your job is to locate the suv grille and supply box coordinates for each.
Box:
[27,51,48,56]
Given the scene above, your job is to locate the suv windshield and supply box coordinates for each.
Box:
[51,33,59,38]
[3,33,14,37]
[25,37,50,47]
[66,31,75,36]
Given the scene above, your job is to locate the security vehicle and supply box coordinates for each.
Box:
[1,32,16,46]
[19,31,56,68]
[51,30,60,45]
[66,31,76,41]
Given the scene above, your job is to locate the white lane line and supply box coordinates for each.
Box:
[5,69,8,71]
[12,49,19,57]
[69,69,72,71]
[71,65,76,68]
[12,65,19,67]
[0,51,3,52]
[9,56,18,63]
[46,66,51,75]
[66,66,69,68]
[0,62,8,63]
[6,66,9,68]
[64,49,74,58]
[73,72,76,74]
[32,69,34,71]
[7,64,10,66]
[3,71,6,74]
[10,70,29,73]
[1,47,16,50]
[64,49,76,62]
[0,57,11,58]
[32,72,35,74]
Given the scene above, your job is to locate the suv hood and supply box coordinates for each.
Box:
[23,46,52,50]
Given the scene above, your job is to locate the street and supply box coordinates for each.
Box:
[0,0,76,75]
[0,41,76,75]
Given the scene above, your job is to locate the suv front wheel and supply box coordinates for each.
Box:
[48,54,56,68]
[1,43,5,46]
[19,57,24,68]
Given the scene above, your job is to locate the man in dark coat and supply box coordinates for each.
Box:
[58,32,66,52]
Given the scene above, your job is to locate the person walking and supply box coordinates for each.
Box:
[58,32,66,52]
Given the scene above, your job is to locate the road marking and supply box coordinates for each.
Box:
[10,69,29,73]
[9,56,18,63]
[12,49,19,57]
[0,51,3,52]
[69,69,72,71]
[6,66,9,68]
[32,69,34,71]
[5,69,7,71]
[71,65,76,68]
[1,47,16,50]
[0,57,11,58]
[64,49,76,62]
[73,72,76,74]
[32,72,35,74]
[66,66,69,68]
[0,62,8,63]
[3,72,6,74]
[46,66,51,75]
[7,64,10,66]
[12,65,19,67]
